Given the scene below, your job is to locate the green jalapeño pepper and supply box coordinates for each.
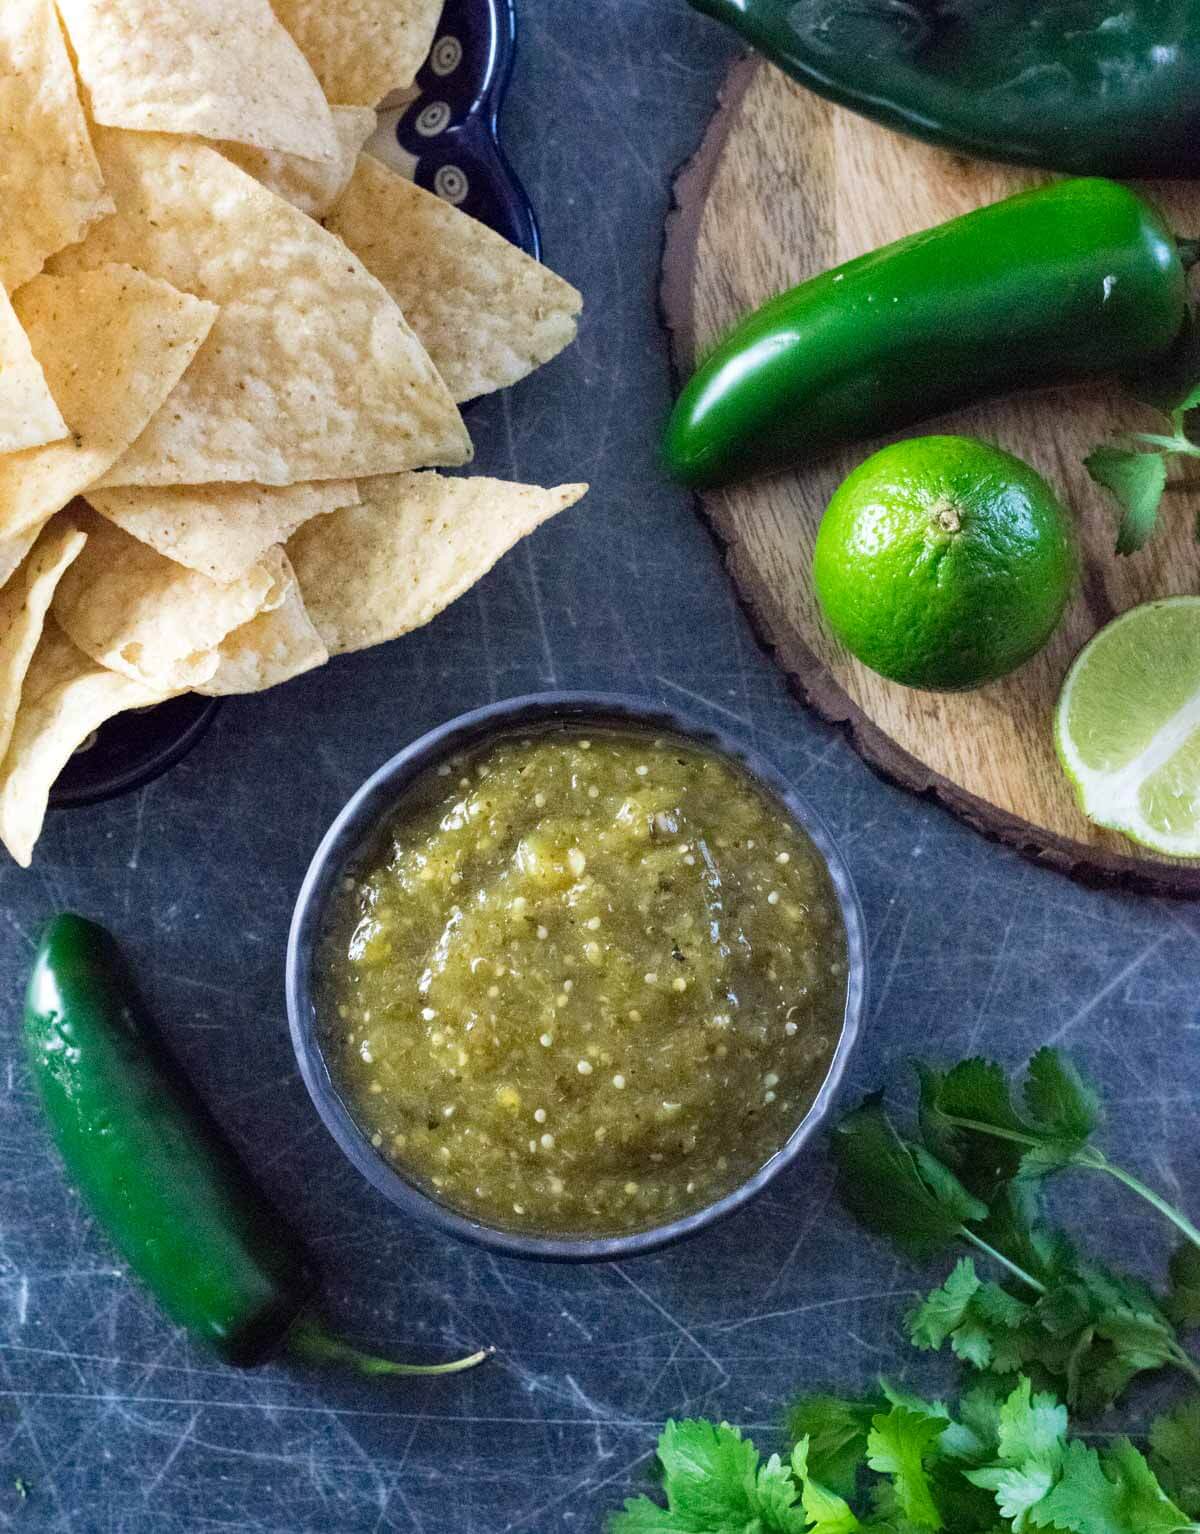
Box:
[689,0,1200,180]
[666,178,1194,490]
[25,914,487,1377]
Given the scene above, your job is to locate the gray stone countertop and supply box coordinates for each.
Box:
[0,3,1196,1530]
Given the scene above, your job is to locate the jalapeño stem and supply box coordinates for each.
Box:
[288,1317,492,1377]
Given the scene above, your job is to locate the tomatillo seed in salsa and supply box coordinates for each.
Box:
[316,728,848,1236]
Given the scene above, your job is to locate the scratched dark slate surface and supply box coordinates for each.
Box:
[2,4,1199,1531]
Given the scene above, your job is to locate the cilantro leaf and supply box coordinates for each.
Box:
[607,1498,697,1532]
[1028,1437,1198,1534]
[962,1378,1068,1530]
[1169,1245,1200,1329]
[1103,1438,1198,1534]
[993,1377,1067,1466]
[908,1259,982,1352]
[953,1380,1005,1461]
[915,1050,1100,1188]
[977,1186,1076,1291]
[917,1061,1027,1198]
[654,1419,761,1527]
[1028,1439,1122,1533]
[906,1256,1044,1377]
[752,1452,807,1533]
[1150,1400,1200,1518]
[866,1406,947,1530]
[605,1419,762,1532]
[1084,445,1168,554]
[1022,1050,1101,1146]
[792,1440,863,1533]
[785,1395,878,1501]
[608,1420,823,1534]
[833,1097,987,1261]
[966,1462,1057,1530]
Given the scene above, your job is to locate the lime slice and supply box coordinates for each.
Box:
[1055,597,1200,856]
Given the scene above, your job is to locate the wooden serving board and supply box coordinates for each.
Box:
[661,57,1200,896]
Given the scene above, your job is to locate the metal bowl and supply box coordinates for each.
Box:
[286,692,867,1262]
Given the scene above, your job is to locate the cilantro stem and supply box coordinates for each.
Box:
[1077,1151,1200,1255]
[1126,432,1200,455]
[959,1228,1047,1296]
[1169,1341,1200,1391]
[938,1115,1042,1150]
[938,1112,1200,1257]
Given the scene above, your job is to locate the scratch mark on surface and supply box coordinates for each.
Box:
[525,542,559,688]
[141,1407,199,1500]
[655,675,749,729]
[611,1266,729,1387]
[1043,934,1171,1045]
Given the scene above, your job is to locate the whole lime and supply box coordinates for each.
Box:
[812,435,1077,691]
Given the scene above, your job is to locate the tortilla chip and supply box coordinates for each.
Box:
[271,0,442,106]
[53,508,286,690]
[199,561,328,694]
[0,0,112,291]
[327,155,582,402]
[55,0,337,162]
[0,620,168,865]
[50,131,470,488]
[216,106,376,219]
[87,479,359,583]
[289,472,587,655]
[0,520,88,767]
[0,266,217,538]
[0,524,48,593]
[0,287,67,452]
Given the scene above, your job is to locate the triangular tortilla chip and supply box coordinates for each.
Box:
[0,620,166,867]
[199,560,328,694]
[216,106,375,219]
[55,0,337,162]
[0,520,87,766]
[0,0,112,291]
[0,287,67,452]
[288,472,587,655]
[51,131,470,488]
[53,507,287,690]
[0,524,47,594]
[0,266,217,537]
[87,479,359,583]
[271,0,442,106]
[327,155,582,402]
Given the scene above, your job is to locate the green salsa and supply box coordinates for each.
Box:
[316,726,848,1236]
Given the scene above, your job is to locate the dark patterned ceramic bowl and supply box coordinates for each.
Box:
[286,693,868,1262]
[54,0,539,810]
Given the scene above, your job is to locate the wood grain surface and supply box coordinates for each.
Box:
[661,57,1200,895]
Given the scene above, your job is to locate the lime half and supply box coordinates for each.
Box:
[1055,597,1200,856]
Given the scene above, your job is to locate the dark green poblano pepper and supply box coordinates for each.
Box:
[689,0,1200,179]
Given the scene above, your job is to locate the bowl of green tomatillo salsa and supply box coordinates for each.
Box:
[287,694,866,1261]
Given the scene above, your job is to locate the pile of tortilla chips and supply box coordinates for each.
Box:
[0,0,586,865]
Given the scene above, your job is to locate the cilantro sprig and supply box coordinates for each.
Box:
[607,1379,1200,1533]
[1086,307,1200,553]
[914,1049,1200,1258]
[605,1046,1200,1533]
[833,1049,1200,1410]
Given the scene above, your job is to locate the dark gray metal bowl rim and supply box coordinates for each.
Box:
[286,691,867,1263]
